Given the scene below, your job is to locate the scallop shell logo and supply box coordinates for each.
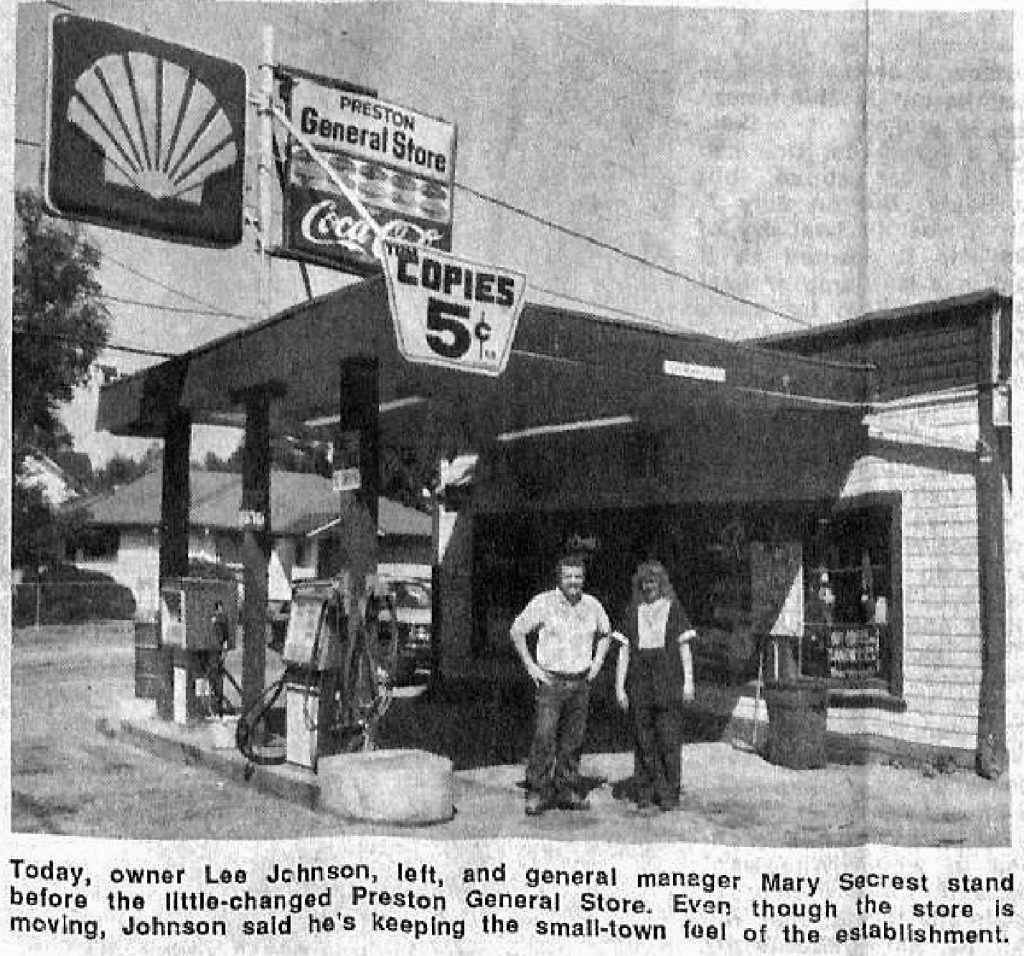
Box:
[67,52,238,204]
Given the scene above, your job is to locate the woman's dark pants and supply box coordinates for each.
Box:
[629,649,682,805]
[630,700,682,805]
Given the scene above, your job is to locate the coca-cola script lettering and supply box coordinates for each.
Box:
[300,199,444,259]
[375,220,445,260]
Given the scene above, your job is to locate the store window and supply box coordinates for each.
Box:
[801,496,901,695]
[683,498,901,698]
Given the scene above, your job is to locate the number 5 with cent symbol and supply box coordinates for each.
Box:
[425,298,472,359]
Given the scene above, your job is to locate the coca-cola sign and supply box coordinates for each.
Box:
[283,185,451,275]
[278,68,456,277]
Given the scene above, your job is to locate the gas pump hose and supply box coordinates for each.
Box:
[235,676,287,766]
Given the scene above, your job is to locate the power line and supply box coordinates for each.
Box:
[97,342,177,359]
[102,253,252,319]
[100,293,252,321]
[529,282,702,335]
[12,186,254,321]
[23,163,806,331]
[320,23,810,328]
[455,181,813,328]
[14,326,178,360]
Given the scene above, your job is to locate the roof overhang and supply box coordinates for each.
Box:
[97,276,875,454]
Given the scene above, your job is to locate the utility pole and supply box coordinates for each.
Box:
[257,25,275,323]
[238,26,277,715]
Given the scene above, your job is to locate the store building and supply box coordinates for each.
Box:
[95,281,1010,771]
[439,290,1010,772]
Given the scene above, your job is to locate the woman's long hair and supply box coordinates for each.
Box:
[630,560,677,607]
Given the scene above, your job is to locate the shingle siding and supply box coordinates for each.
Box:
[834,382,985,753]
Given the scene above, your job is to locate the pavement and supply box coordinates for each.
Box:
[10,623,1012,845]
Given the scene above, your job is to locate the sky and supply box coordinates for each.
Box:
[10,1,1014,465]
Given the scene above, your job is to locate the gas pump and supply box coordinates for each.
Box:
[271,572,398,771]
[280,578,347,770]
[159,578,238,724]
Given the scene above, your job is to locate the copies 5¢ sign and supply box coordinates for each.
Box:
[382,241,526,376]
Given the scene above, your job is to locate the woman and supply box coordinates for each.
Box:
[613,560,696,811]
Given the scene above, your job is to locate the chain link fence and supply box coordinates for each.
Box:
[12,580,137,628]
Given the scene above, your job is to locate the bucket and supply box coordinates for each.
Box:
[764,679,828,770]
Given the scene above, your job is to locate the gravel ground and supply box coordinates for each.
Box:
[10,623,1010,845]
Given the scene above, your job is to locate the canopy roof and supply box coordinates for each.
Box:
[97,277,875,453]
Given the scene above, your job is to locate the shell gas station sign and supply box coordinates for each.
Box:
[381,241,526,377]
[44,14,247,247]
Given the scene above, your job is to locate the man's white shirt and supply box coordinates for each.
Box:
[510,589,610,673]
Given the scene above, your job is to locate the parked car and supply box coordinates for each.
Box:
[380,578,433,684]
[267,576,433,684]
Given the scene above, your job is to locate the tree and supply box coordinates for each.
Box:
[12,190,110,567]
[13,191,109,463]
[200,436,431,511]
[92,445,163,494]
[49,448,95,493]
[201,437,329,476]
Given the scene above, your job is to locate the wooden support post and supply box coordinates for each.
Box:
[341,357,380,532]
[429,495,444,688]
[153,409,191,720]
[337,356,380,553]
[159,409,191,583]
[975,304,1008,778]
[325,360,380,754]
[241,390,273,715]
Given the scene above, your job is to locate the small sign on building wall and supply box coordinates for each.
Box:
[381,241,526,377]
[332,468,361,492]
[238,509,267,531]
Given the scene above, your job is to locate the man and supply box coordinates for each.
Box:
[510,555,612,816]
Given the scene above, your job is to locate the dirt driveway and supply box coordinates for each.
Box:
[9,623,1010,845]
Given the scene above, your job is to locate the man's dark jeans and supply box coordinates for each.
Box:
[525,673,590,801]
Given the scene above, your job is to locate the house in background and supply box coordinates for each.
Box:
[66,468,432,617]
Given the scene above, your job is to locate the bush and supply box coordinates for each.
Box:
[12,563,136,626]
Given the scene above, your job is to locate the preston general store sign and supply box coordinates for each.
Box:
[281,71,457,275]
